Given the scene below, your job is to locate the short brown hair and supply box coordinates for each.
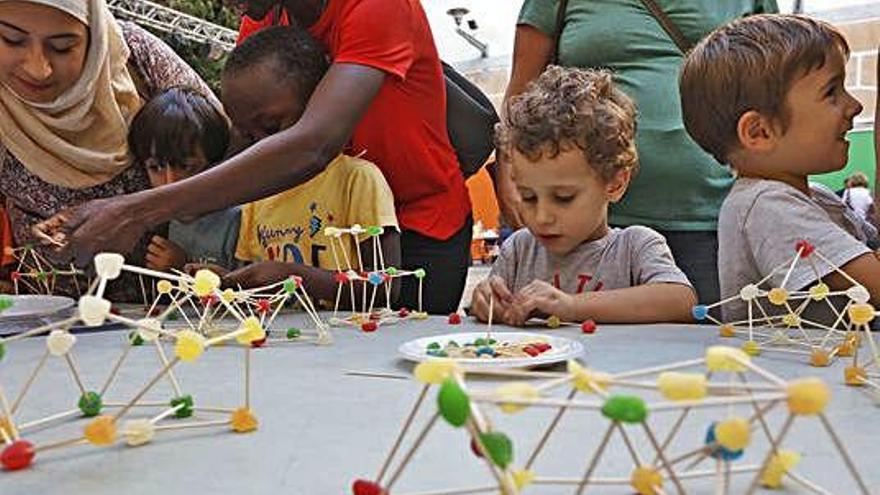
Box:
[496,66,638,181]
[680,14,849,164]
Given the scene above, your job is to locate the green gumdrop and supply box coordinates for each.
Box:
[0,296,13,312]
[170,395,194,418]
[474,338,487,346]
[366,226,383,236]
[167,310,179,321]
[286,328,301,339]
[601,395,648,424]
[386,267,398,276]
[479,431,514,468]
[427,342,441,350]
[128,331,144,346]
[414,269,426,279]
[283,278,298,294]
[78,391,103,417]
[438,377,470,427]
[0,342,5,362]
[36,271,47,282]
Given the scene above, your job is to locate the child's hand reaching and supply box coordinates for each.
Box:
[470,276,516,324]
[507,280,575,326]
[145,235,186,271]
[223,261,296,289]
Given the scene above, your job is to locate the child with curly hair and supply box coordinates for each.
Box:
[470,66,696,326]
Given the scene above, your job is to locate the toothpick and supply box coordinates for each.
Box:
[818,413,870,494]
[113,357,181,420]
[377,384,430,483]
[11,350,50,414]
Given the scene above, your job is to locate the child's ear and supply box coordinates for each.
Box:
[736,110,778,153]
[605,168,632,203]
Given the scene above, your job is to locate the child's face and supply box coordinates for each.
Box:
[145,147,209,188]
[511,148,628,256]
[221,63,305,145]
[769,47,863,176]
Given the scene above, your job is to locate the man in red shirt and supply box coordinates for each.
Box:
[52,0,474,313]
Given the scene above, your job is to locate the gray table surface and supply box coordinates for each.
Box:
[0,313,878,494]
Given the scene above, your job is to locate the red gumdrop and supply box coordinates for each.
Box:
[250,337,267,348]
[470,437,485,458]
[581,320,597,334]
[448,313,462,325]
[352,479,386,495]
[523,345,540,357]
[1,440,35,471]
[398,308,410,317]
[361,321,378,332]
[9,271,21,282]
[795,240,814,258]
[534,343,552,353]
[382,274,392,283]
[109,306,121,316]
[256,299,271,314]
[200,295,217,308]
[148,306,163,317]
[334,272,349,284]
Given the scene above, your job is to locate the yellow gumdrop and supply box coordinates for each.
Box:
[781,313,800,327]
[844,366,867,386]
[512,469,535,489]
[630,466,663,495]
[0,416,15,438]
[760,450,801,488]
[413,359,460,385]
[657,372,707,401]
[786,378,830,415]
[411,311,429,320]
[568,360,610,393]
[768,288,788,306]
[809,283,830,301]
[546,315,561,328]
[84,415,117,446]
[705,346,749,372]
[230,407,258,433]
[156,280,173,295]
[174,330,206,362]
[742,340,761,356]
[236,317,265,345]
[715,417,751,451]
[192,269,221,297]
[496,382,540,414]
[719,324,736,338]
[809,349,831,367]
[848,303,876,325]
[221,288,236,303]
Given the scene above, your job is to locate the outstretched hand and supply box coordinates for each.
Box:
[506,280,575,326]
[222,261,297,289]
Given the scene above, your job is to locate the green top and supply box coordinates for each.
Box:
[518,0,778,231]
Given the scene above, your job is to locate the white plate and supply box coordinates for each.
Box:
[0,295,75,321]
[398,331,585,369]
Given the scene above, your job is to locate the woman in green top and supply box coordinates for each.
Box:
[497,0,778,303]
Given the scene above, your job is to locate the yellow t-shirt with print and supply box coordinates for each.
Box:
[236,154,398,270]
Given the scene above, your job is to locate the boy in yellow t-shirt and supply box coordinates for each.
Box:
[217,26,400,305]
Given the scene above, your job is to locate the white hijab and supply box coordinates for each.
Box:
[0,0,142,188]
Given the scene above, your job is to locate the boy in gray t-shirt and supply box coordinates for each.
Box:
[470,67,696,326]
[680,15,880,323]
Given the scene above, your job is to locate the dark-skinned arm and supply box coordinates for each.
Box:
[224,230,400,307]
[47,64,386,266]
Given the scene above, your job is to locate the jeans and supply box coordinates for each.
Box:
[658,229,720,304]
[399,216,473,314]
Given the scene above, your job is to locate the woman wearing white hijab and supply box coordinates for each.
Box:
[0,0,212,296]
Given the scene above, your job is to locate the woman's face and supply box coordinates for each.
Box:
[0,2,88,103]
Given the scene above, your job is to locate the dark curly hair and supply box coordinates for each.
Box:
[496,66,639,181]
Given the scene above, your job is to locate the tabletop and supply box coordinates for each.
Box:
[0,312,877,494]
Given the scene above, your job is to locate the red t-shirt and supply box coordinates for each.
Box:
[238,0,472,240]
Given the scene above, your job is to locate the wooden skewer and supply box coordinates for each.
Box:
[153,419,230,432]
[376,384,430,484]
[18,408,80,431]
[744,414,794,495]
[64,354,88,396]
[113,357,181,420]
[574,422,615,495]
[11,350,50,414]
[384,412,440,490]
[33,436,85,453]
[818,413,870,494]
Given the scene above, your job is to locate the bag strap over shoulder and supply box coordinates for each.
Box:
[638,0,693,54]
[550,0,571,65]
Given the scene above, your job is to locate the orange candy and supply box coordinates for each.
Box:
[231,408,258,433]
[83,416,117,446]
[718,325,736,338]
[844,366,867,386]
[809,349,831,367]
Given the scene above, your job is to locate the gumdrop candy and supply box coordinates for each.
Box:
[741,340,761,356]
[761,450,801,488]
[156,280,173,295]
[413,269,426,279]
[781,313,801,327]
[170,395,194,418]
[836,335,858,357]
[496,382,539,414]
[794,240,814,257]
[175,330,206,362]
[286,328,301,339]
[657,372,707,401]
[705,346,749,372]
[809,349,831,367]
[93,252,125,280]
[122,419,155,447]
[78,391,103,417]
[231,408,258,433]
[601,395,648,424]
[333,272,349,284]
[84,416,117,446]
[411,311,429,320]
[236,317,266,345]
[767,288,788,306]
[128,331,144,346]
[691,305,708,321]
[513,469,535,489]
[361,321,378,332]
[786,378,829,415]
[192,269,220,297]
[715,417,751,451]
[581,320,597,334]
[848,303,875,325]
[844,366,867,386]
[0,296,13,312]
[78,295,112,326]
[1,440,34,471]
[705,422,744,461]
[323,227,340,237]
[448,313,461,325]
[739,284,760,301]
[46,330,76,356]
[221,288,237,303]
[366,226,384,236]
[0,416,14,439]
[568,360,610,394]
[809,283,830,301]
[847,285,870,304]
[351,479,386,495]
[414,359,460,385]
[438,377,470,427]
[546,315,561,328]
[630,466,663,495]
[478,431,513,468]
[367,272,384,286]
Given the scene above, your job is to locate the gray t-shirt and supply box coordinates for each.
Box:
[718,178,876,321]
[490,226,693,295]
[168,207,241,270]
